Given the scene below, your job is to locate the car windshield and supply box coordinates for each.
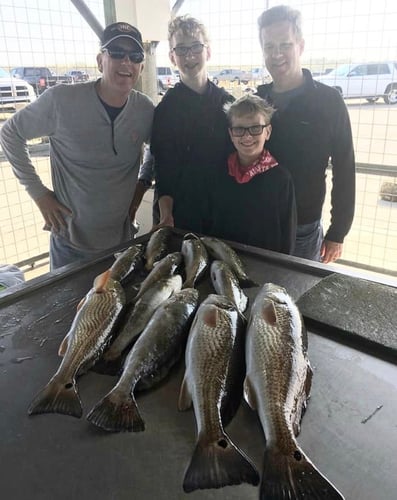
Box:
[330,65,353,76]
[0,68,10,78]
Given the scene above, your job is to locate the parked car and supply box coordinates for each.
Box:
[212,68,251,85]
[10,67,74,95]
[157,66,178,91]
[315,62,397,104]
[65,70,90,82]
[251,67,272,84]
[0,67,36,111]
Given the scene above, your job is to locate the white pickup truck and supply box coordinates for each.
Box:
[315,61,397,104]
[0,67,36,111]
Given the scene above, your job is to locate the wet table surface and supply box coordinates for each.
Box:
[1,232,397,500]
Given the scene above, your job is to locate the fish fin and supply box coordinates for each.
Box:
[243,377,258,411]
[93,269,112,292]
[183,432,259,493]
[58,333,70,357]
[87,391,144,432]
[262,302,277,324]
[239,277,259,289]
[28,375,82,418]
[76,295,87,311]
[178,374,192,411]
[260,446,345,500]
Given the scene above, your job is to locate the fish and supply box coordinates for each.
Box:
[132,251,182,304]
[87,288,199,432]
[109,243,144,282]
[28,270,125,418]
[144,226,172,271]
[181,235,209,288]
[200,236,258,288]
[178,294,259,493]
[103,274,183,362]
[210,259,248,314]
[244,283,345,500]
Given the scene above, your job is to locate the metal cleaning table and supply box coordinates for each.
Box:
[1,231,396,500]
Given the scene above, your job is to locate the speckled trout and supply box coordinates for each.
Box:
[28,270,125,418]
[210,259,248,314]
[200,236,258,288]
[87,288,199,432]
[109,243,144,282]
[132,251,182,304]
[244,283,344,500]
[181,234,209,288]
[144,226,172,271]
[103,274,182,362]
[179,294,259,493]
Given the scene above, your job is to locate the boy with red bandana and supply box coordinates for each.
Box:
[210,94,296,254]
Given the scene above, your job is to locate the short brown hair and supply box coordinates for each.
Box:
[258,5,303,44]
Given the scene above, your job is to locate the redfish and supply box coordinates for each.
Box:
[28,270,125,418]
[244,283,344,500]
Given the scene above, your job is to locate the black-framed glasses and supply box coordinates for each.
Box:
[102,48,144,63]
[172,43,206,57]
[229,124,269,137]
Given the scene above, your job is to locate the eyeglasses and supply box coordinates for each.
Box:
[229,124,269,137]
[102,48,144,63]
[172,43,206,57]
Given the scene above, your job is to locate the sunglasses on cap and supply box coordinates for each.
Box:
[102,47,144,63]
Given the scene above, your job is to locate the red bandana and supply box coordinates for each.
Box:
[227,149,278,184]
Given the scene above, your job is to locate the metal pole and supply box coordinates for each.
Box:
[69,0,104,38]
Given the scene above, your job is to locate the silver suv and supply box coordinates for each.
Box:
[315,62,397,104]
[212,68,251,85]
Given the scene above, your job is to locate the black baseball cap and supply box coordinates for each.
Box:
[101,22,144,52]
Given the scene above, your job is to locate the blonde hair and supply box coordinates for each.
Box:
[168,15,210,47]
[225,95,275,125]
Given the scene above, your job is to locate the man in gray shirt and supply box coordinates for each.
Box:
[0,22,154,270]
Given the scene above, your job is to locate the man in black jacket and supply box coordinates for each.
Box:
[257,5,355,263]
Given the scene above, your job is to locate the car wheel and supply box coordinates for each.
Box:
[383,85,397,105]
[241,80,248,85]
[213,77,219,85]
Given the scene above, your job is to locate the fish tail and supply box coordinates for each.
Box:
[28,375,82,418]
[183,432,259,493]
[260,446,345,500]
[86,391,145,432]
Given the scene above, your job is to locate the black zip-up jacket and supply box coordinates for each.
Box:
[257,69,355,243]
[151,80,234,234]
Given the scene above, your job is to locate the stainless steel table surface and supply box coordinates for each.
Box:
[1,233,396,500]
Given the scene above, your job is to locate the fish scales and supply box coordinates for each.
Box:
[248,299,307,451]
[182,237,208,288]
[103,274,183,361]
[87,288,199,432]
[245,283,344,500]
[28,271,125,418]
[180,294,259,492]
